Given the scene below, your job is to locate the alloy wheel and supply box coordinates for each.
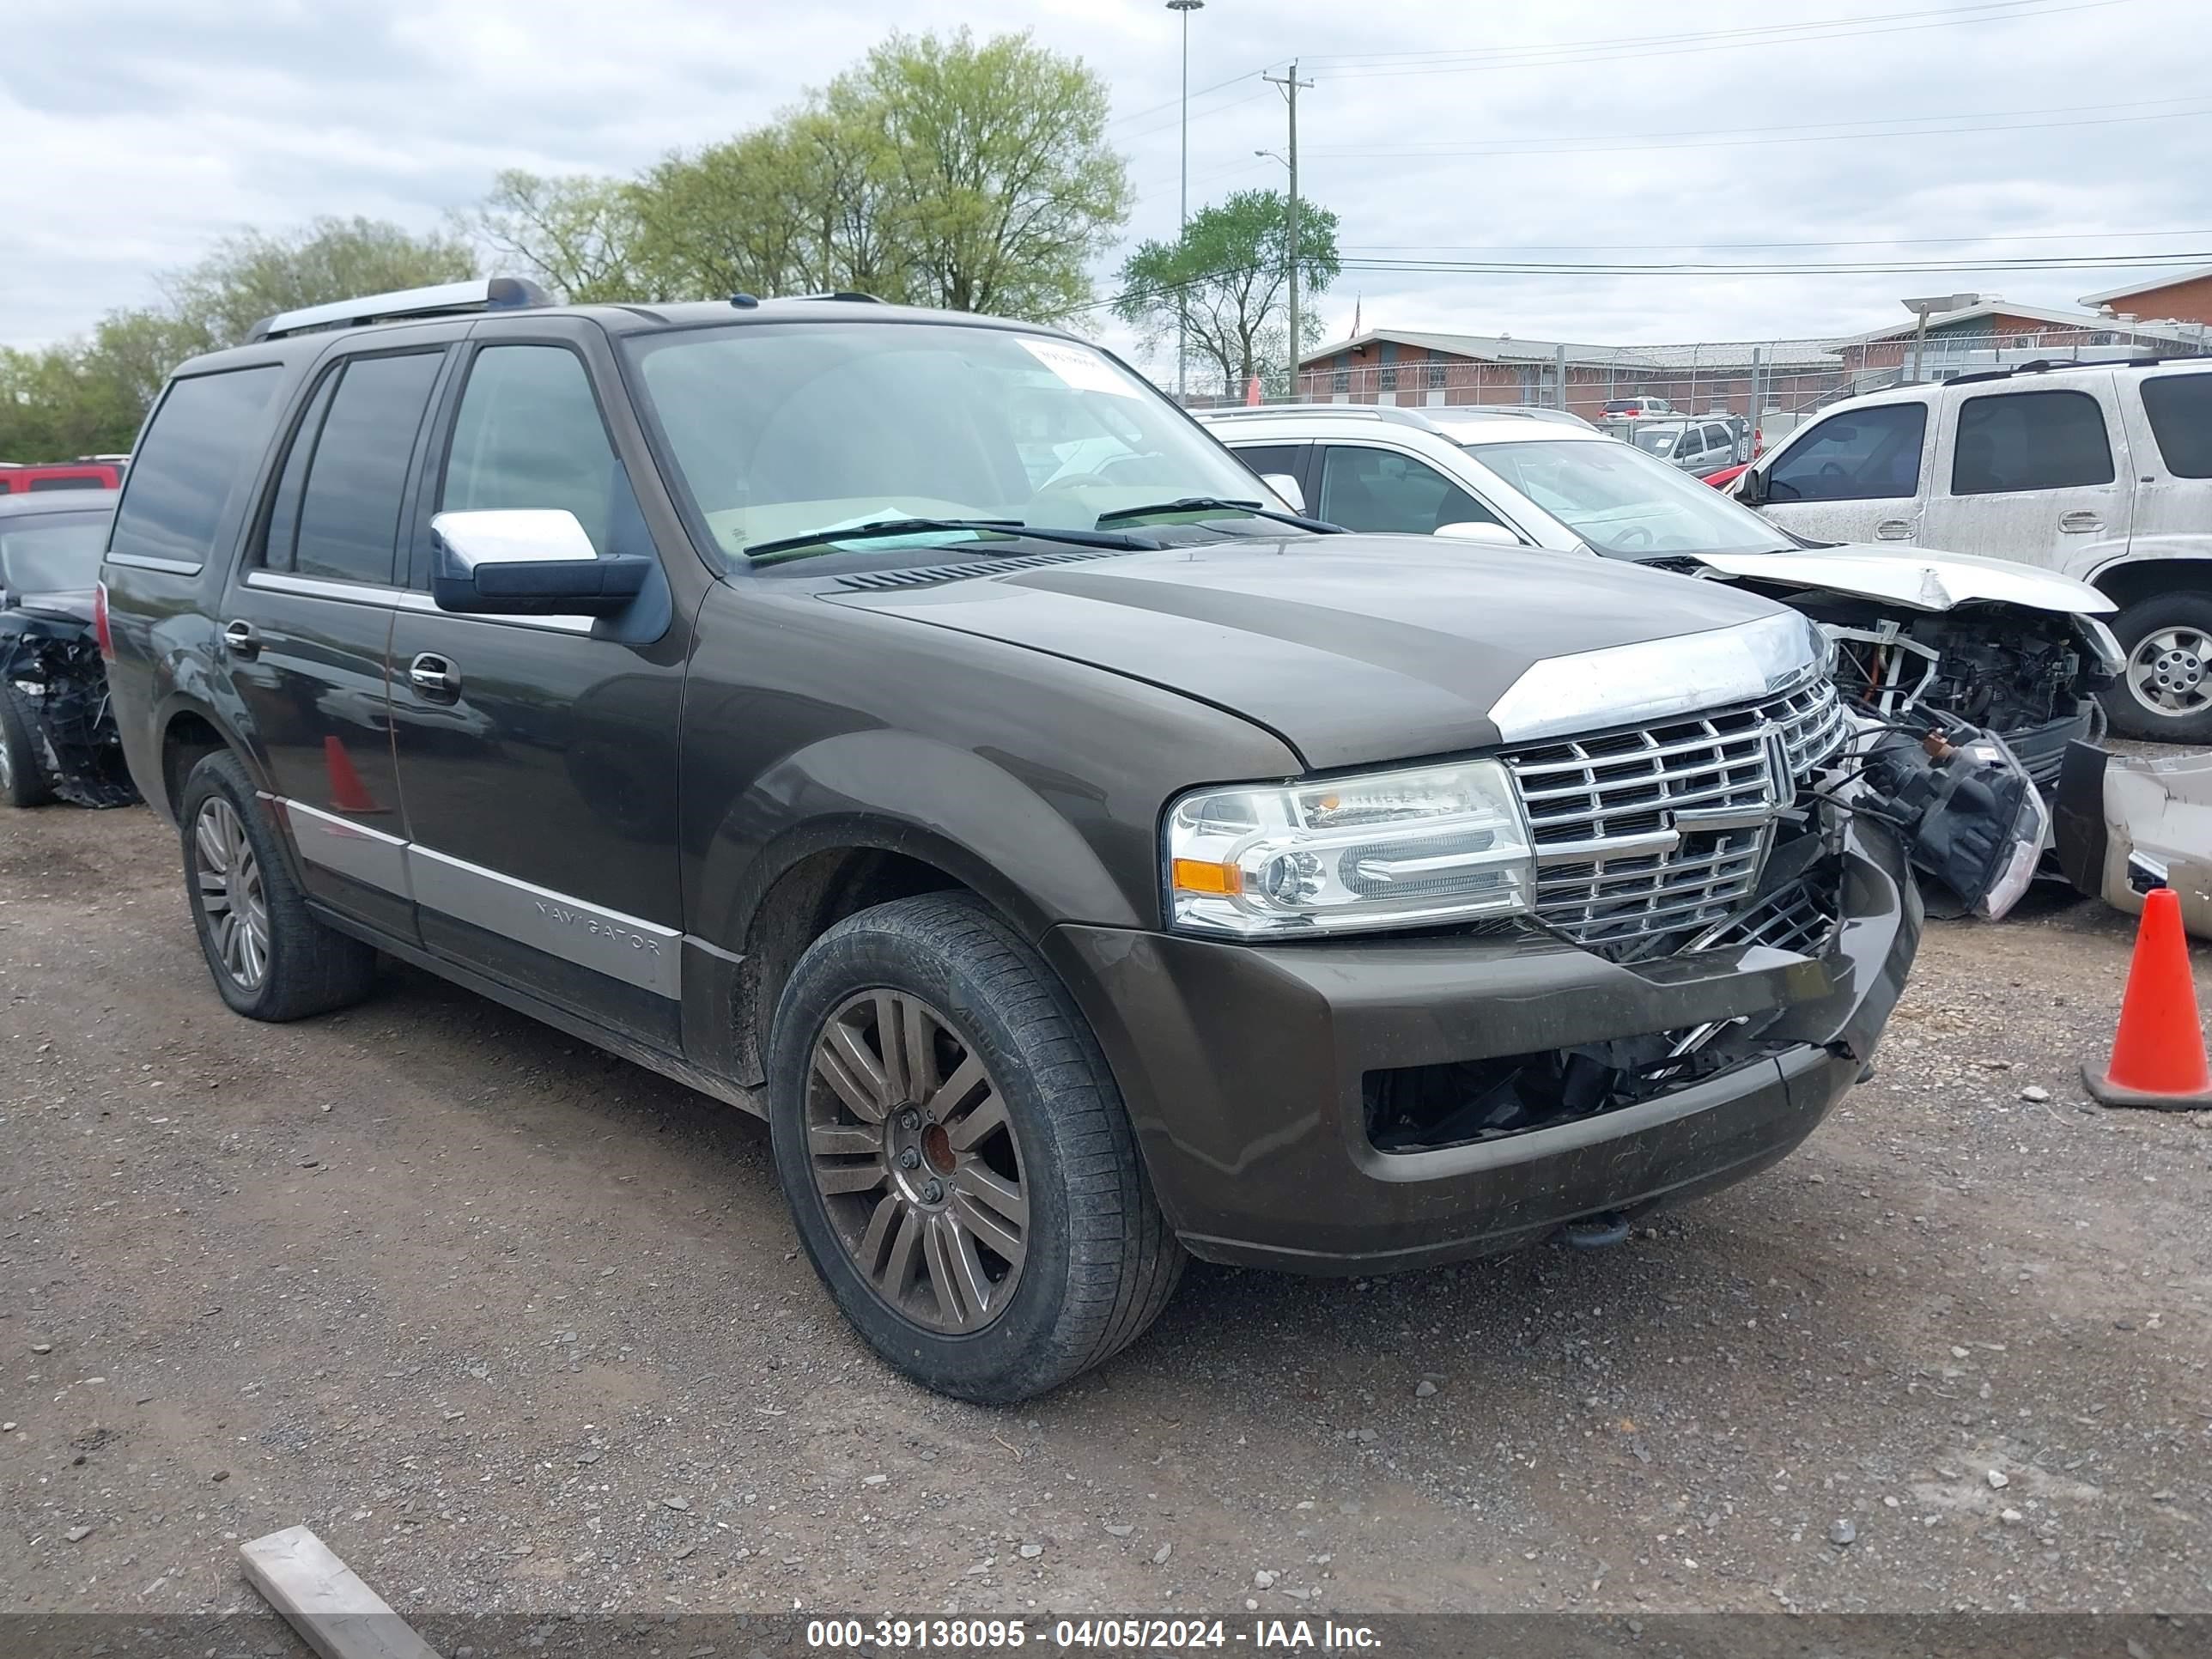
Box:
[805,990,1029,1334]
[194,797,270,990]
[2126,626,2212,720]
[0,732,13,793]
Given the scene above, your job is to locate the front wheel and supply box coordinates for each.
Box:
[2105,592,2212,743]
[0,688,55,808]
[766,892,1183,1403]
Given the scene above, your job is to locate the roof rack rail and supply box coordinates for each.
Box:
[246,276,553,343]
[772,291,885,304]
[1940,351,2201,389]
[1195,402,1446,431]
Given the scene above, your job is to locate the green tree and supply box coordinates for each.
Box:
[165,216,477,348]
[2,216,477,461]
[471,170,646,303]
[1114,189,1340,394]
[842,29,1128,319]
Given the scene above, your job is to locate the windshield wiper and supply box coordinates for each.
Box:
[744,517,1164,563]
[1092,497,1344,533]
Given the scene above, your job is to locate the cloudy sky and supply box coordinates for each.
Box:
[4,0,2209,368]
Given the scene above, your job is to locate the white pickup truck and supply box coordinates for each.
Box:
[1735,359,2212,740]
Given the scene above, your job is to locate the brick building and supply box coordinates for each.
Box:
[1291,328,1833,422]
[1830,300,2201,380]
[2079,265,2212,328]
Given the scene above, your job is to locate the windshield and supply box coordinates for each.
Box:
[0,512,110,593]
[626,321,1273,564]
[1632,426,1681,456]
[1463,438,1790,557]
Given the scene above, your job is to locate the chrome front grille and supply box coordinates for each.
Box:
[1690,872,1842,958]
[1503,672,1848,953]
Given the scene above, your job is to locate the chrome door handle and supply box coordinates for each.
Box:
[407,653,460,697]
[1875,519,1915,540]
[2058,511,2103,533]
[221,619,260,658]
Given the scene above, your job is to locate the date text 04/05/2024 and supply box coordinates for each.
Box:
[803,1618,1383,1650]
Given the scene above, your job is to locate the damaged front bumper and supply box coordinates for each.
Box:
[0,601,139,808]
[1046,810,1920,1274]
[2056,740,2212,938]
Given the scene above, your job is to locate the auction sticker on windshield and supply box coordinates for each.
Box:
[1020,337,1142,398]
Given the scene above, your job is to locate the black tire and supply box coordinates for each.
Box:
[766,892,1183,1404]
[0,687,56,808]
[179,750,379,1021]
[2103,591,2212,743]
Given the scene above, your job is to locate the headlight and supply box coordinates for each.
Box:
[1809,617,1839,681]
[1164,759,1534,937]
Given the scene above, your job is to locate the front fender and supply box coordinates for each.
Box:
[696,727,1146,953]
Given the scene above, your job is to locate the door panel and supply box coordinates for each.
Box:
[1754,399,1929,545]
[2115,369,2212,575]
[218,341,458,941]
[385,335,688,1043]
[1919,378,2132,575]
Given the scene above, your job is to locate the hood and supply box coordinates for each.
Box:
[1691,544,2113,616]
[2,587,95,623]
[827,535,1803,770]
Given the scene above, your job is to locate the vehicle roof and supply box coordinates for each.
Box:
[168,295,1075,379]
[1203,404,1610,448]
[0,491,117,520]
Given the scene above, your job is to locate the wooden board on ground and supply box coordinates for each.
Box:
[238,1524,441,1659]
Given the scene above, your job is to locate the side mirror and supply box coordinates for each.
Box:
[1735,468,1766,506]
[429,509,650,617]
[1261,472,1306,514]
[1436,520,1522,547]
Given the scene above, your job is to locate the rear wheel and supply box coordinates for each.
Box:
[2105,592,2212,743]
[179,751,378,1021]
[766,892,1183,1403]
[0,687,56,808]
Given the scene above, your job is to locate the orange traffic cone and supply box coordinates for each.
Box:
[323,735,383,816]
[2082,886,2212,1110]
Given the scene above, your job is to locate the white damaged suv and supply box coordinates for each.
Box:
[1203,403,2124,797]
[1729,359,2212,742]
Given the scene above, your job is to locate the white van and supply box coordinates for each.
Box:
[1734,359,2212,739]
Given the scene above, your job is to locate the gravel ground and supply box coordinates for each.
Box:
[3,801,2209,1623]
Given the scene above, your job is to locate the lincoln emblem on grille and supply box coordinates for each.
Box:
[1663,722,1792,836]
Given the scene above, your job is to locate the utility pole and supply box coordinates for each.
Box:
[1262,62,1313,398]
[1168,0,1204,402]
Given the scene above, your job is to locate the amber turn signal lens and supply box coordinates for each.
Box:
[1170,857,1243,896]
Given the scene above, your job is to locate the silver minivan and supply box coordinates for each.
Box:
[1734,360,2212,739]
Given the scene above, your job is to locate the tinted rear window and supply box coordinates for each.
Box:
[1951,389,2114,495]
[2140,373,2212,478]
[108,367,283,568]
[27,475,106,492]
[292,352,443,586]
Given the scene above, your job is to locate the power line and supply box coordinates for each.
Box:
[1288,0,2127,80]
[1305,94,2209,157]
[1066,246,2212,320]
[1334,251,2212,277]
[1291,0,2067,65]
[1308,103,2212,164]
[1340,229,2212,253]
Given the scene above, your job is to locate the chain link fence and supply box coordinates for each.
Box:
[1169,320,2212,438]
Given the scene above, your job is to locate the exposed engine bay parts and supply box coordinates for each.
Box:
[0,611,139,809]
[1727,584,2114,796]
[1844,716,2048,922]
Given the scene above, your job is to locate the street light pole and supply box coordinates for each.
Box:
[1901,291,1981,386]
[1262,61,1314,398]
[1168,0,1203,403]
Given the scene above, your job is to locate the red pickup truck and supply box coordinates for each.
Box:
[0,461,125,495]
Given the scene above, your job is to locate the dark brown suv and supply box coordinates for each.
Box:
[99,279,1920,1401]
